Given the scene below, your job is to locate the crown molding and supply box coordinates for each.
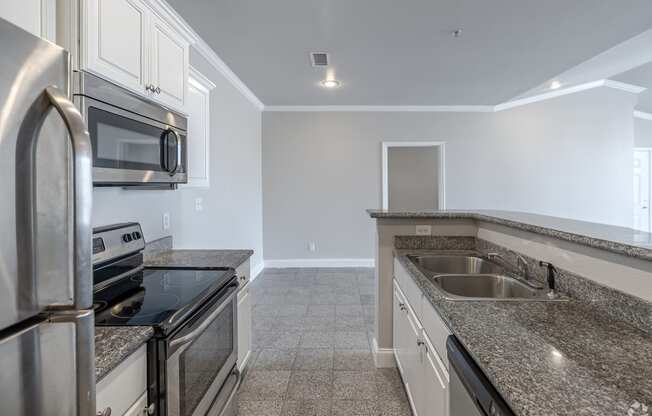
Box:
[148,0,264,111]
[635,111,652,121]
[266,80,647,113]
[189,65,217,91]
[264,105,494,112]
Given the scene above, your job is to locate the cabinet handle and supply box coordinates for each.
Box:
[417,340,425,347]
[239,275,246,281]
[155,86,161,94]
[97,408,111,416]
[398,302,406,312]
[144,403,155,415]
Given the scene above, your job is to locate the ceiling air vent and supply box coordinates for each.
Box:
[310,52,329,67]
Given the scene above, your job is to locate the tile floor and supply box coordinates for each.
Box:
[238,268,412,416]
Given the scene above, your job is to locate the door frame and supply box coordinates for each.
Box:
[381,141,446,210]
[634,147,652,232]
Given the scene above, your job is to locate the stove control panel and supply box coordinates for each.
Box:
[92,222,146,266]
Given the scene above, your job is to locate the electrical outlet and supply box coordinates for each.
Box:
[416,225,431,236]
[162,212,171,231]
[195,197,204,212]
[308,241,316,252]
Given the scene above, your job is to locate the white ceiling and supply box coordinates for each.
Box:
[167,0,652,106]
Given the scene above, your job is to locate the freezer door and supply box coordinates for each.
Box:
[0,18,93,331]
[0,310,95,416]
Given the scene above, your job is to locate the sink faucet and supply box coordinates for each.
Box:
[539,261,559,298]
[486,252,538,286]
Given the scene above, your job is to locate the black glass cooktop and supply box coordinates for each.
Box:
[94,266,235,335]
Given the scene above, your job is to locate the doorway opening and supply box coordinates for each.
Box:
[382,141,446,210]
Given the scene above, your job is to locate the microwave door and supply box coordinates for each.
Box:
[0,19,92,330]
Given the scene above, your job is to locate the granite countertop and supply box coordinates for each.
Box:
[95,327,154,382]
[395,249,652,416]
[368,209,652,261]
[145,249,253,269]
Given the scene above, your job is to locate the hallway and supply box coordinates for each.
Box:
[238,268,412,416]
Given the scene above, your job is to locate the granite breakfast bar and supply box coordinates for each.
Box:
[368,210,652,416]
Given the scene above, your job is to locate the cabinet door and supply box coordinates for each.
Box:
[149,14,188,111]
[237,283,252,371]
[421,335,449,416]
[0,0,55,41]
[393,282,408,375]
[184,68,214,188]
[83,0,148,93]
[393,281,422,416]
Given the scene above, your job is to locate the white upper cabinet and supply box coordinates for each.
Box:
[150,14,188,111]
[83,0,148,94]
[82,0,190,113]
[184,67,215,188]
[0,0,55,41]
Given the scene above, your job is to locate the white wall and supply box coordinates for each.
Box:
[262,87,637,261]
[93,48,264,272]
[635,117,652,147]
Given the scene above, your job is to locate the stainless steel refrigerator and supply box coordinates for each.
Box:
[0,18,95,415]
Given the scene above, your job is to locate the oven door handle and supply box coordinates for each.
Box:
[169,282,238,349]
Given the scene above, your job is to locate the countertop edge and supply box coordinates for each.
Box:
[95,327,154,383]
[369,210,652,261]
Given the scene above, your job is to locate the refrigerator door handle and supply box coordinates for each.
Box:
[43,86,93,310]
[16,85,93,311]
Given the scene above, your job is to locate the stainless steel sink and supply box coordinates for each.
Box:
[407,254,565,301]
[432,274,554,300]
[408,255,505,275]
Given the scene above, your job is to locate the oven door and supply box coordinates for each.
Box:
[166,280,238,416]
[77,95,187,185]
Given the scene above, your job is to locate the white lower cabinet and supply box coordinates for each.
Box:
[237,282,252,371]
[237,259,252,371]
[393,259,451,416]
[96,345,148,416]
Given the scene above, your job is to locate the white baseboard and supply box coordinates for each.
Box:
[263,258,375,268]
[251,261,264,282]
[372,337,396,368]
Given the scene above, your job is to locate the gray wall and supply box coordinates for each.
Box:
[388,146,439,210]
[262,88,636,260]
[173,49,264,270]
[93,47,264,270]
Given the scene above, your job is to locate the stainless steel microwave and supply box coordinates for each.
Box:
[73,71,187,188]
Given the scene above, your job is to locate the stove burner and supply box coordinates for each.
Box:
[110,293,181,319]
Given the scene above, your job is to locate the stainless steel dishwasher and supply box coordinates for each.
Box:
[447,336,516,416]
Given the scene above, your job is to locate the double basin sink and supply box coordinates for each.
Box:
[407,254,563,301]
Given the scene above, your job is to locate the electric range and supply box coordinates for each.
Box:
[93,223,240,416]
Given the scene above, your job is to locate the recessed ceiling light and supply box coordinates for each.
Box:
[550,80,562,90]
[321,79,341,89]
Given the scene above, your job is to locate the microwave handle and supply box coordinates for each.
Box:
[161,129,180,175]
[15,85,93,310]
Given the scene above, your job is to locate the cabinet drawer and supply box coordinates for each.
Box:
[97,345,147,416]
[422,298,452,369]
[394,258,423,320]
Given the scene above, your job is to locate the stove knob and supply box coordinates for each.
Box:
[122,233,133,243]
[132,231,141,240]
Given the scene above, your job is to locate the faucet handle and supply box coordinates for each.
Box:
[539,261,557,295]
